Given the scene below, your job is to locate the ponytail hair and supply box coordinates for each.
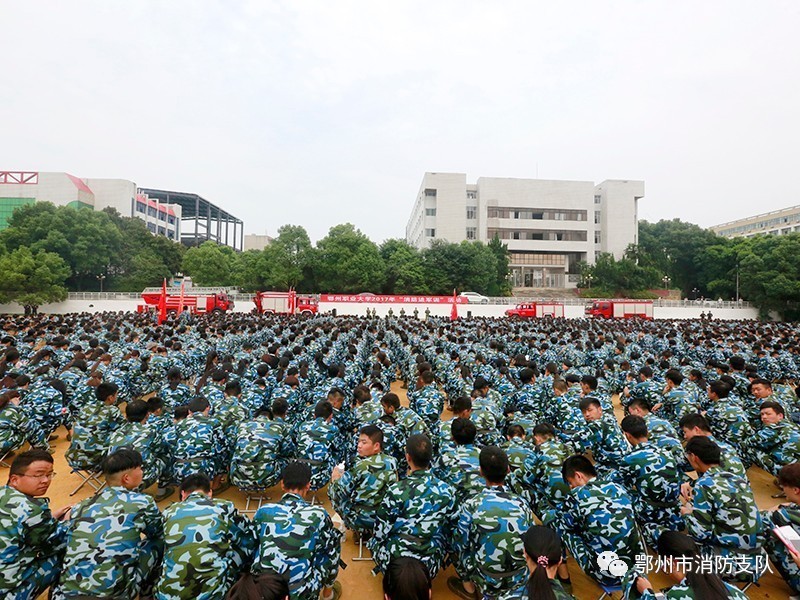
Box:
[383,557,431,600]
[657,531,731,599]
[522,525,562,600]
[226,570,289,600]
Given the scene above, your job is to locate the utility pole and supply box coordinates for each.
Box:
[735,261,740,302]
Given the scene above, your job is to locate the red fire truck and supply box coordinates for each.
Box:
[253,290,318,315]
[585,300,654,319]
[505,302,565,318]
[139,287,235,314]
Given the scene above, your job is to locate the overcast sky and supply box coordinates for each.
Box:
[1,1,798,242]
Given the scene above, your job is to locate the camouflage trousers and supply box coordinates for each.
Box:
[633,499,685,549]
[5,554,60,600]
[765,533,800,593]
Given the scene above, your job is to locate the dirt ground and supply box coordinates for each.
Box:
[8,382,794,599]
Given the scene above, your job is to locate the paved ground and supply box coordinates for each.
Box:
[7,382,794,599]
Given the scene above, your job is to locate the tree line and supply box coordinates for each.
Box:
[582,219,800,319]
[1,203,798,319]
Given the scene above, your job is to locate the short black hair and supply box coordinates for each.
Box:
[778,463,800,489]
[579,397,601,412]
[359,424,384,449]
[665,370,684,386]
[9,449,53,478]
[532,423,556,439]
[708,380,730,399]
[761,400,785,416]
[225,381,242,396]
[452,396,472,413]
[406,433,433,469]
[381,392,401,410]
[188,396,210,413]
[685,436,721,465]
[620,415,648,439]
[451,417,477,445]
[506,424,525,438]
[180,473,212,495]
[581,375,598,390]
[271,398,288,417]
[679,412,711,433]
[627,397,652,411]
[282,461,312,490]
[96,382,119,402]
[125,399,149,423]
[103,448,143,476]
[314,400,333,419]
[562,455,596,480]
[383,557,431,600]
[479,445,509,484]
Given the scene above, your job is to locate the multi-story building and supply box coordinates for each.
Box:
[0,171,245,250]
[0,171,181,241]
[406,172,644,289]
[711,206,800,238]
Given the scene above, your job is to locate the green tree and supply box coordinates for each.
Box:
[181,241,236,286]
[0,202,123,290]
[380,239,425,294]
[581,249,660,298]
[420,240,498,295]
[231,250,271,291]
[0,247,70,313]
[314,224,385,293]
[486,235,511,296]
[262,225,314,291]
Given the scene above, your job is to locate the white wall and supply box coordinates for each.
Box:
[0,298,760,321]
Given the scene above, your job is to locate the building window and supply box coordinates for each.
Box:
[158,226,166,235]
[466,206,477,220]
[425,208,437,216]
[135,201,146,213]
[594,211,601,224]
[594,195,602,204]
[147,207,157,217]
[147,222,156,233]
[168,215,176,225]
[167,231,175,240]
[425,228,436,237]
[424,188,437,197]
[466,227,477,240]
[467,190,477,199]
[512,231,521,240]
[594,231,602,244]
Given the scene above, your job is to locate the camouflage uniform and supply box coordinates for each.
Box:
[168,414,226,484]
[618,440,684,548]
[621,568,748,599]
[108,420,168,489]
[369,468,457,577]
[705,399,754,455]
[293,417,338,491]
[683,466,765,578]
[572,414,629,478]
[252,492,342,600]
[229,415,295,491]
[409,384,445,436]
[0,486,66,600]
[743,419,800,475]
[155,491,257,600]
[543,478,645,588]
[657,387,698,427]
[452,485,535,598]
[706,434,749,480]
[66,401,126,470]
[21,384,66,438]
[434,442,484,502]
[508,437,572,515]
[760,502,800,595]
[354,399,384,428]
[328,452,398,531]
[0,402,49,454]
[159,382,193,412]
[52,486,164,600]
[502,437,537,472]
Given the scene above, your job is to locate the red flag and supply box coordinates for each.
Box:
[450,288,458,321]
[157,278,167,325]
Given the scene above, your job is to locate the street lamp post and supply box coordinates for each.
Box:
[97,274,106,293]
[662,275,671,289]
[586,274,594,289]
[735,261,740,302]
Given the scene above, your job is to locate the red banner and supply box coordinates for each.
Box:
[319,294,469,304]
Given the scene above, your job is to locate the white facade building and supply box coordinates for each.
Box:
[406,172,644,289]
[711,205,800,238]
[0,171,180,241]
